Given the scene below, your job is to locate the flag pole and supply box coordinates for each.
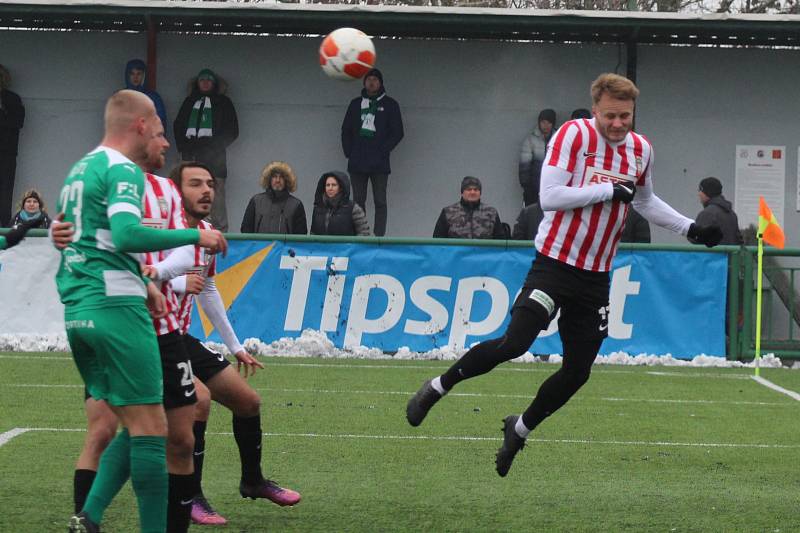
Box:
[754,235,764,377]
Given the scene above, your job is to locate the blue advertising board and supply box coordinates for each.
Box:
[189,241,727,359]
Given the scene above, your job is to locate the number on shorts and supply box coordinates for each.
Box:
[177,361,195,386]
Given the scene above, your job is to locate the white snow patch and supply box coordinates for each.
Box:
[0,330,790,369]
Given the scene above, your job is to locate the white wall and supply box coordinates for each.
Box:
[3,30,800,244]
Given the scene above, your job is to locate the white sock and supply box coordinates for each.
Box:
[430,376,447,396]
[514,415,531,438]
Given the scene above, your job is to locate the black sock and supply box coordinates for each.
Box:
[73,469,97,514]
[167,473,194,533]
[192,420,207,497]
[233,414,264,485]
[440,306,545,390]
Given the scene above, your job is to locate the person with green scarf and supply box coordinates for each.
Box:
[174,68,239,232]
[340,68,404,237]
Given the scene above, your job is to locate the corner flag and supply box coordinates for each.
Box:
[758,197,785,249]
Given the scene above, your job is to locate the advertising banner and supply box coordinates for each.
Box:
[187,240,728,359]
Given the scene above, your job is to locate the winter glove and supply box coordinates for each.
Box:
[4,218,39,249]
[687,223,723,248]
[611,181,636,204]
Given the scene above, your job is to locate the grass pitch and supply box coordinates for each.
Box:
[1,352,799,532]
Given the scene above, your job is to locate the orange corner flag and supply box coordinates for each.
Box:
[758,197,785,249]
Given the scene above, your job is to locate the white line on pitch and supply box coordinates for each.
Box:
[0,428,30,447]
[0,354,753,380]
[751,375,800,402]
[1,383,788,406]
[9,427,799,450]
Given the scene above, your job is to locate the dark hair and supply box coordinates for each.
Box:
[169,161,215,190]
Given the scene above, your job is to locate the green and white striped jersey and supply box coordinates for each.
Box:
[55,146,148,310]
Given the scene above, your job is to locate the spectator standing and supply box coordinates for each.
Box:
[124,59,167,132]
[570,108,592,120]
[241,161,307,235]
[341,68,403,237]
[0,64,24,227]
[511,203,544,241]
[620,207,651,243]
[174,68,239,231]
[518,109,555,206]
[433,176,505,240]
[10,188,51,229]
[691,177,742,246]
[310,171,370,236]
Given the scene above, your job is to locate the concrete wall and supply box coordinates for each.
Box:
[2,29,799,244]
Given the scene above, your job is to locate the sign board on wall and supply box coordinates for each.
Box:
[735,145,785,228]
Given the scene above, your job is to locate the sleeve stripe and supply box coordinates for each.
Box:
[108,202,142,219]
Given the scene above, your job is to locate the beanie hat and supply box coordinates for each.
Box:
[461,176,482,192]
[364,68,383,86]
[197,68,216,83]
[538,109,556,125]
[699,177,722,198]
[571,108,592,120]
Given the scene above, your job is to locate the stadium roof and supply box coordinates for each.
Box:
[2,0,800,47]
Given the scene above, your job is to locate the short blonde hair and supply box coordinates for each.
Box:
[260,161,297,193]
[591,73,639,104]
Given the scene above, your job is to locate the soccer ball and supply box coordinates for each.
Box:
[319,28,376,81]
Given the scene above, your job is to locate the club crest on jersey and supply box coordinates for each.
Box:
[635,157,643,175]
[583,166,635,186]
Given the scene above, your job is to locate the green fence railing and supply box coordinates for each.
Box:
[6,229,799,361]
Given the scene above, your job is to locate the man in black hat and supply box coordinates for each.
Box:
[432,176,505,239]
[341,68,404,237]
[518,108,556,206]
[692,177,742,245]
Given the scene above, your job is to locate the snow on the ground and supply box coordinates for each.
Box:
[0,329,791,369]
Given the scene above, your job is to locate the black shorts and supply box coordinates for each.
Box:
[513,253,611,341]
[158,331,197,410]
[183,334,230,383]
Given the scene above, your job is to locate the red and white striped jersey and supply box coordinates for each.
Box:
[175,219,217,334]
[534,118,651,272]
[142,173,187,335]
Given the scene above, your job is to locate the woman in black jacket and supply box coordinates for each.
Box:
[9,188,51,229]
[310,171,370,236]
[241,161,307,234]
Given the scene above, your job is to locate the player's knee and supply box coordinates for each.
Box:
[234,388,261,418]
[194,385,212,420]
[167,430,195,459]
[563,366,592,390]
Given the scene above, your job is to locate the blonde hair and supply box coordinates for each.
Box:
[18,189,45,212]
[260,161,297,193]
[591,73,639,104]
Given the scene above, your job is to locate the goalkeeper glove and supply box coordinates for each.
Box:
[611,182,636,204]
[687,223,723,248]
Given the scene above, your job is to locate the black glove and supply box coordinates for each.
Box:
[4,219,39,249]
[687,223,723,248]
[611,181,636,204]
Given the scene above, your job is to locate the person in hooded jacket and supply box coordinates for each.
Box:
[124,59,167,132]
[241,161,307,235]
[690,177,742,246]
[9,188,51,229]
[174,68,239,232]
[340,68,403,237]
[0,64,24,227]
[518,109,556,206]
[433,176,505,240]
[310,171,370,236]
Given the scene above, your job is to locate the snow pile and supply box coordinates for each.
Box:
[0,333,70,352]
[0,329,790,369]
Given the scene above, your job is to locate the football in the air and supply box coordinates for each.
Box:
[319,27,376,81]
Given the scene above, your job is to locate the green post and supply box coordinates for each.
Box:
[727,249,740,360]
[741,247,754,361]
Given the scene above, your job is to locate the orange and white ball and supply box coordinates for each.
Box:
[319,28,376,81]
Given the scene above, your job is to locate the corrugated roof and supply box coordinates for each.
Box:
[2,0,800,46]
